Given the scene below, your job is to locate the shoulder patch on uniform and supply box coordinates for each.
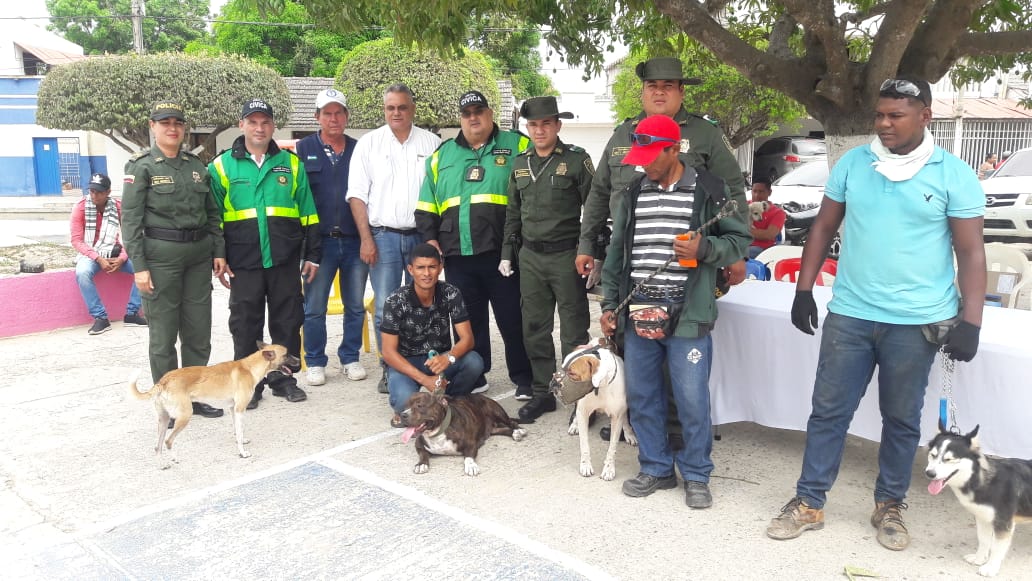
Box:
[584,158,595,175]
[124,175,135,184]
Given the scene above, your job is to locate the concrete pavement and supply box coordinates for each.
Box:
[1,282,1030,580]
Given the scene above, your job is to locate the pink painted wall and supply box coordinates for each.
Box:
[0,269,135,338]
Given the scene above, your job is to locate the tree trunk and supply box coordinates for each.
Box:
[817,109,874,166]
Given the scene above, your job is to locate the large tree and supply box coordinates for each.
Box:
[613,35,807,148]
[36,53,291,161]
[336,38,500,131]
[207,0,382,77]
[46,0,208,54]
[276,0,1032,153]
[468,13,554,100]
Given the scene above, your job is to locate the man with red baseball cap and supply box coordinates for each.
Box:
[599,114,750,509]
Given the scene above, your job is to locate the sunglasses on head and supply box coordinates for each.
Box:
[880,79,923,98]
[631,133,677,146]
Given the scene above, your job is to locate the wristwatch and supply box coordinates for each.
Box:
[446,353,456,364]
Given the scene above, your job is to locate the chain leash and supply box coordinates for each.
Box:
[612,200,738,315]
[938,344,958,432]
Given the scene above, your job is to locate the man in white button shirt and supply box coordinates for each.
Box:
[348,83,442,393]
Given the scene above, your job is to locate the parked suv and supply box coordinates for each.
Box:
[752,136,827,183]
[982,146,1032,242]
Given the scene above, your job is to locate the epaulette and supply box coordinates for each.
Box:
[568,145,585,153]
[129,150,149,162]
[690,113,721,127]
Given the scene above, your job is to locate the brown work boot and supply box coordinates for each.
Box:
[766,497,825,540]
[871,500,909,551]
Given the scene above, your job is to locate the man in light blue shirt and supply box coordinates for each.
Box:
[766,76,986,551]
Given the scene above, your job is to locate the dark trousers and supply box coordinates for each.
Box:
[228,263,304,388]
[141,238,213,383]
[444,250,532,386]
[520,247,589,395]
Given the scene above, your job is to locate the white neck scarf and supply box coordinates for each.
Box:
[870,128,935,182]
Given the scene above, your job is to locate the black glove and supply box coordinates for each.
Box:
[943,320,980,362]
[791,290,818,335]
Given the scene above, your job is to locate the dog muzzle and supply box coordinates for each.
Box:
[549,370,595,406]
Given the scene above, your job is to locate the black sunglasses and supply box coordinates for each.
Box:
[631,133,677,146]
[879,79,922,98]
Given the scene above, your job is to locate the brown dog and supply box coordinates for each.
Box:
[129,342,298,468]
[400,390,527,476]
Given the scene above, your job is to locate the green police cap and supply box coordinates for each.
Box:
[519,96,574,121]
[635,57,702,85]
[150,101,185,122]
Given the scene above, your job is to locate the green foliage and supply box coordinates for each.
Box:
[612,35,807,147]
[468,13,554,99]
[209,0,383,77]
[336,38,499,130]
[46,0,208,54]
[36,53,290,160]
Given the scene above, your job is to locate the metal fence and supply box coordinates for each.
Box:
[57,137,81,190]
[931,118,1032,170]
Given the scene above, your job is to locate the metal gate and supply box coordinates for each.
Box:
[58,137,81,190]
[930,118,1032,168]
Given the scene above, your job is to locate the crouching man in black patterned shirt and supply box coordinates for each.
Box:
[381,243,485,428]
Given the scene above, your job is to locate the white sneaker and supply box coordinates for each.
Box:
[471,381,489,394]
[343,362,367,381]
[306,366,326,386]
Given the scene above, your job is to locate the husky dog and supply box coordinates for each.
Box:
[925,421,1032,577]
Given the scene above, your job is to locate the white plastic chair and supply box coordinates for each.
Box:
[753,245,804,271]
[984,243,1031,308]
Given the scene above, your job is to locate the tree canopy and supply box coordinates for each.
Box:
[275,0,1032,141]
[468,14,554,100]
[201,0,382,77]
[613,34,807,148]
[46,0,208,54]
[336,38,499,130]
[36,53,291,161]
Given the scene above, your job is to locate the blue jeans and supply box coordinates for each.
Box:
[623,327,714,482]
[75,255,141,319]
[369,229,419,355]
[303,235,369,367]
[796,312,937,508]
[387,351,484,412]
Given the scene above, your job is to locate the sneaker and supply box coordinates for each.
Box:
[514,384,533,401]
[123,313,148,326]
[766,497,825,540]
[684,481,713,509]
[88,318,111,335]
[471,378,489,395]
[871,500,910,551]
[621,472,677,498]
[306,366,326,386]
[343,362,367,381]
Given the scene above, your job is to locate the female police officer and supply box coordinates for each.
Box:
[121,101,227,419]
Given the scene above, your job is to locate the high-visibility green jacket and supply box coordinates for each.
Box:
[415,125,530,256]
[209,137,321,270]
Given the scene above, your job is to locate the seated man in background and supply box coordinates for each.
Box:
[747,179,786,259]
[71,173,147,335]
[380,243,484,428]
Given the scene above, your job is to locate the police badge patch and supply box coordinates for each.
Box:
[555,162,567,176]
[192,171,202,183]
[277,175,287,185]
[494,155,507,166]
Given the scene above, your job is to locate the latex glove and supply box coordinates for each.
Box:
[791,290,818,335]
[498,259,513,277]
[943,320,980,362]
[585,259,602,289]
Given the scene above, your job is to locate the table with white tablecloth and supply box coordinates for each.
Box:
[710,280,1032,458]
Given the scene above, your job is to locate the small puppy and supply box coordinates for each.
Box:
[558,337,637,481]
[749,201,771,222]
[129,342,298,468]
[400,390,527,476]
[925,420,1032,577]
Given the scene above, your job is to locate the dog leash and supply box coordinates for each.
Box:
[427,350,445,390]
[938,345,959,433]
[612,200,739,316]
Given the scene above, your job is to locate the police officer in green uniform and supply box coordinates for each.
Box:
[575,57,749,443]
[121,101,227,420]
[500,96,594,421]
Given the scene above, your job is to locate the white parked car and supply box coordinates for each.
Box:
[770,160,829,209]
[982,147,1032,242]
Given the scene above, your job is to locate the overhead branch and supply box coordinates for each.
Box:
[839,1,892,25]
[956,29,1032,57]
[865,0,932,94]
[780,0,851,107]
[899,0,986,80]
[653,0,821,106]
[768,13,798,60]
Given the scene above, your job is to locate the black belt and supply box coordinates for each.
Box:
[633,284,685,301]
[523,238,578,254]
[373,226,419,235]
[144,227,206,242]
